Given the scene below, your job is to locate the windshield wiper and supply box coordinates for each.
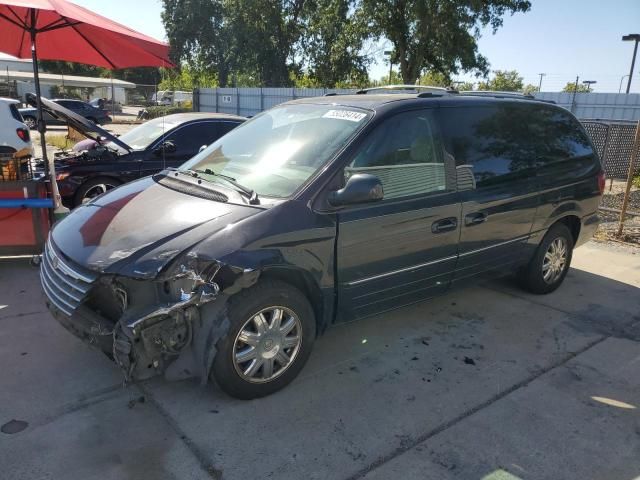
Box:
[179,168,259,205]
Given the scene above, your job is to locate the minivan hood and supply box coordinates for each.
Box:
[26,93,130,152]
[50,176,261,278]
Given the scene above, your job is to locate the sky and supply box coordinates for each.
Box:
[2,0,639,93]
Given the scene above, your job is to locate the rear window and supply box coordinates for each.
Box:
[440,103,596,188]
[9,104,23,122]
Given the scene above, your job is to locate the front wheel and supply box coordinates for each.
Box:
[212,280,316,399]
[519,223,574,294]
[73,177,121,207]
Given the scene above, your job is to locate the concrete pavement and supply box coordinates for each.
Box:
[0,240,638,480]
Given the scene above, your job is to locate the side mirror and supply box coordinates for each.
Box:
[154,140,176,155]
[328,173,384,207]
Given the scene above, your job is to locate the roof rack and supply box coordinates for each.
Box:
[458,90,535,99]
[355,84,459,95]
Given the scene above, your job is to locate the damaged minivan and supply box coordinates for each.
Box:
[41,92,604,399]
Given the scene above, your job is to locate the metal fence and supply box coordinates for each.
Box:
[196,88,640,122]
[195,87,357,117]
[582,120,640,179]
[534,92,640,121]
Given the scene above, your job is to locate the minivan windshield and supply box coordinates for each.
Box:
[106,117,182,152]
[179,104,370,198]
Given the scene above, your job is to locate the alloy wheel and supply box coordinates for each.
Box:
[232,306,302,383]
[542,237,568,284]
[81,183,117,204]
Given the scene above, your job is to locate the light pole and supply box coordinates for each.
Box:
[582,80,597,92]
[619,74,630,93]
[384,50,393,85]
[622,34,640,94]
[538,73,546,92]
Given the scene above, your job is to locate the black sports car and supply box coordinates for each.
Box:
[32,95,245,207]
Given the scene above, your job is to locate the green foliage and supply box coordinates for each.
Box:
[562,82,592,93]
[632,174,640,189]
[159,67,217,90]
[162,0,371,88]
[359,0,531,84]
[40,61,160,86]
[455,81,475,91]
[297,0,370,88]
[144,106,191,119]
[477,70,524,91]
[418,70,452,87]
[522,84,539,95]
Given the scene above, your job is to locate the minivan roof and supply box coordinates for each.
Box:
[284,93,556,112]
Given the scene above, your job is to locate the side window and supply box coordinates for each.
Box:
[9,104,23,122]
[441,105,539,188]
[218,121,242,137]
[164,122,219,155]
[441,104,596,189]
[345,110,447,200]
[532,108,594,166]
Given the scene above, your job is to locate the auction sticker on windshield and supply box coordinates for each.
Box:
[322,110,367,122]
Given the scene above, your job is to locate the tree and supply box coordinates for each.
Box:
[162,0,231,86]
[477,70,523,91]
[359,0,531,84]
[562,82,592,93]
[297,0,370,88]
[418,70,451,87]
[522,84,538,95]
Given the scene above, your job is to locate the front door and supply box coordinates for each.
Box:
[335,109,460,321]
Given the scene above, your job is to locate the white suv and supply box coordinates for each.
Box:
[0,97,34,157]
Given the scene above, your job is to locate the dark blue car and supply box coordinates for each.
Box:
[20,98,112,129]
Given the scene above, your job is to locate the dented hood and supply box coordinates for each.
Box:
[50,176,261,278]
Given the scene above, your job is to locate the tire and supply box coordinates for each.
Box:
[73,177,121,207]
[23,116,37,130]
[519,223,574,294]
[212,280,316,399]
[86,117,97,124]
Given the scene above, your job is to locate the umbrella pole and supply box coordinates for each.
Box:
[29,11,69,221]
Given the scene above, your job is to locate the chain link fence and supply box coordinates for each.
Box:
[583,120,640,242]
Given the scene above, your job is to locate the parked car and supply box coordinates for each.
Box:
[152,90,192,106]
[30,94,245,207]
[40,92,604,399]
[20,98,112,129]
[0,97,33,157]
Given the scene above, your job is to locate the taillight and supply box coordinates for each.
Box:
[597,171,606,195]
[16,128,30,142]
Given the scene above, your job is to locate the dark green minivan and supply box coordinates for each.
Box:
[42,91,604,399]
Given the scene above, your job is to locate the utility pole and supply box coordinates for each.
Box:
[537,73,546,92]
[570,75,579,113]
[622,34,640,94]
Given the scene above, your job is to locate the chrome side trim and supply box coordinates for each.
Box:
[345,255,458,286]
[458,235,530,258]
[344,235,530,287]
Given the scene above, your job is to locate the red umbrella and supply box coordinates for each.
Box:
[0,0,174,216]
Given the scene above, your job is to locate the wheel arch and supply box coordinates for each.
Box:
[258,266,328,336]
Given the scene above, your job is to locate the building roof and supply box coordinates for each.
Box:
[3,70,136,89]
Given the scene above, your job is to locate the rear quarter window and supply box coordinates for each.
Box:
[9,104,24,122]
[440,103,597,188]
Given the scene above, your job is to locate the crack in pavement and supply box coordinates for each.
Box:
[342,334,610,480]
[136,382,222,480]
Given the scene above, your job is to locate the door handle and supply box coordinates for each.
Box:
[431,217,458,234]
[464,212,488,226]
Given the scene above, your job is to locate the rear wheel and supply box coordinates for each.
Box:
[519,223,574,294]
[23,116,37,130]
[74,177,121,207]
[212,280,315,399]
